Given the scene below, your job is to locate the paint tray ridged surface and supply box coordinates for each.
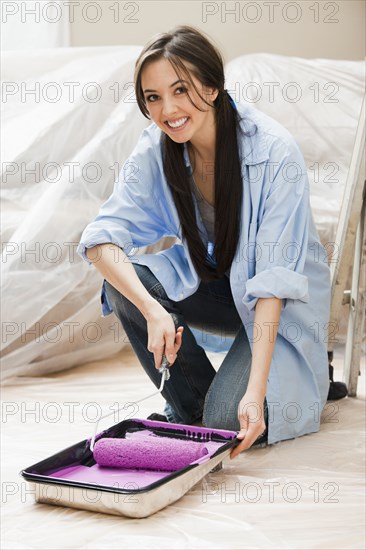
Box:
[21,418,238,518]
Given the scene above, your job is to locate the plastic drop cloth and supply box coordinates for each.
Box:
[1,49,365,380]
[224,54,365,244]
[1,46,149,380]
[1,346,365,549]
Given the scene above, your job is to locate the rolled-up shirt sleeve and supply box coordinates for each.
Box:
[243,140,310,311]
[77,129,169,265]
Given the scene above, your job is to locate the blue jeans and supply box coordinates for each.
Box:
[104,264,268,439]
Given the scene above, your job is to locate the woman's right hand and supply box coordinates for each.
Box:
[145,303,184,369]
[86,244,184,367]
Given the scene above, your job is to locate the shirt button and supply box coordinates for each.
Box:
[179,293,184,299]
[155,267,159,272]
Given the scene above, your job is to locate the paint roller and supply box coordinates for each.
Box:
[93,436,209,471]
[89,312,210,470]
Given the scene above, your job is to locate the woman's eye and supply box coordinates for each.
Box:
[146,94,158,102]
[145,87,187,103]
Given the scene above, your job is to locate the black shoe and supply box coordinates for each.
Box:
[147,413,169,422]
[327,356,348,400]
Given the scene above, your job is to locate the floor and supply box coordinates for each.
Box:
[1,344,365,549]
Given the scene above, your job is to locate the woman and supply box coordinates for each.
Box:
[77,25,331,459]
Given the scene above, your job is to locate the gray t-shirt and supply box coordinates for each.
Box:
[190,175,215,242]
[190,175,230,278]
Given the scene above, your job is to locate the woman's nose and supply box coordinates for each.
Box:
[162,96,178,118]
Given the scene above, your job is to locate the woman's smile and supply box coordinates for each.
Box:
[141,58,218,152]
[165,116,190,131]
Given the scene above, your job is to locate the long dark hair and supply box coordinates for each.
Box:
[134,25,249,281]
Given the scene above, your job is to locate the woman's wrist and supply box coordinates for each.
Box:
[246,379,267,400]
[140,296,164,321]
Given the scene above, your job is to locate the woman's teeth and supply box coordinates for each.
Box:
[167,117,188,128]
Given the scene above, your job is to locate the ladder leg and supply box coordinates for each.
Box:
[344,183,366,396]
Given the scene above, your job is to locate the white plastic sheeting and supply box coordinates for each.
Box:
[1,49,365,380]
[1,347,365,549]
[1,46,149,380]
[225,53,365,244]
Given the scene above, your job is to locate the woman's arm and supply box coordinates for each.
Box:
[230,296,282,458]
[86,244,183,368]
[86,244,158,318]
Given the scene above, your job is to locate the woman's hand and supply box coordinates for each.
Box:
[145,303,184,369]
[229,297,281,459]
[230,390,266,459]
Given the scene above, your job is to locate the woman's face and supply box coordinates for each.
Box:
[140,58,218,147]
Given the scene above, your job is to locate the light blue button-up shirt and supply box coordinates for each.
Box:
[77,101,331,445]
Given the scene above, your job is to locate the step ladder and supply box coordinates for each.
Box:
[328,94,366,396]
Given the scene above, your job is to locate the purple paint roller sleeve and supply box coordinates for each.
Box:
[93,437,209,471]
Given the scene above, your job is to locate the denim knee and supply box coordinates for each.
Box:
[104,263,168,311]
[203,407,240,432]
[203,394,269,435]
[202,392,239,432]
[132,263,170,301]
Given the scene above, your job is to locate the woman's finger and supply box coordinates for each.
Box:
[154,346,165,370]
[164,320,179,364]
[174,327,184,354]
[237,407,249,440]
[157,326,184,368]
[230,422,266,458]
[230,438,248,458]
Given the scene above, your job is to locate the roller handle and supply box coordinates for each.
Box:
[89,312,180,451]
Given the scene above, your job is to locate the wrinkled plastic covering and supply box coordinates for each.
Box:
[2,348,365,548]
[1,49,365,380]
[1,46,150,380]
[225,54,365,243]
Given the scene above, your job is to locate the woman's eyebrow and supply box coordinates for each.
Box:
[143,79,189,93]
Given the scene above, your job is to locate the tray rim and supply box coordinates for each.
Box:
[20,418,239,495]
[24,448,234,518]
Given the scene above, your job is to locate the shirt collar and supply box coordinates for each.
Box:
[236,101,270,165]
[182,101,269,169]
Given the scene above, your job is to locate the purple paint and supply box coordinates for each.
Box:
[93,437,209,470]
[44,421,237,490]
[48,464,169,487]
[47,438,225,489]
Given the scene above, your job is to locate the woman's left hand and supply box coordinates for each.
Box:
[230,391,266,459]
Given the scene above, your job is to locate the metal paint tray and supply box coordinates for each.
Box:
[21,418,239,518]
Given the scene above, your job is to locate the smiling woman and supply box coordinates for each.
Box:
[133,28,245,281]
[141,59,217,143]
[141,58,218,206]
[77,25,332,458]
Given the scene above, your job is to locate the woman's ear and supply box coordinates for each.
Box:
[205,88,219,107]
[211,88,219,102]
